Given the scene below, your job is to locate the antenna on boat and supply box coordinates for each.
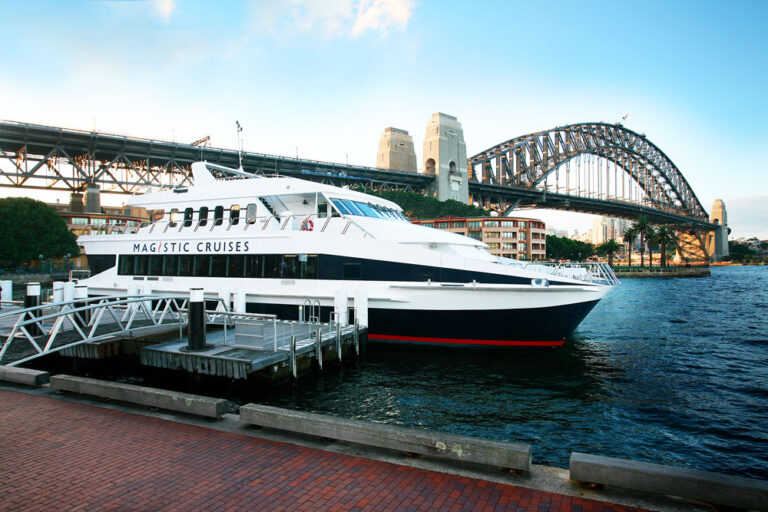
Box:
[236,121,244,171]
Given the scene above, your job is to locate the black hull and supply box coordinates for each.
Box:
[245,299,601,348]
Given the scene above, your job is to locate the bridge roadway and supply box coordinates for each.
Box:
[0,120,714,228]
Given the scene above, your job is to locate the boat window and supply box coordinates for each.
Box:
[343,200,365,216]
[227,255,244,277]
[213,206,224,226]
[178,256,193,276]
[356,202,379,218]
[194,255,211,277]
[343,263,362,280]
[230,205,240,226]
[118,255,132,275]
[134,255,148,276]
[245,254,262,277]
[199,207,209,226]
[331,198,351,215]
[148,255,163,275]
[169,209,179,228]
[163,255,178,275]
[246,203,258,224]
[183,208,194,227]
[317,201,328,218]
[211,255,227,277]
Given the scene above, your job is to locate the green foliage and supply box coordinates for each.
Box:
[363,190,488,219]
[546,235,595,261]
[596,239,622,266]
[0,197,79,267]
[728,240,759,262]
[651,225,677,267]
[631,216,652,266]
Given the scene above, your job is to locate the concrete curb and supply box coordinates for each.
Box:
[50,375,229,418]
[0,366,50,386]
[241,403,532,472]
[570,452,768,511]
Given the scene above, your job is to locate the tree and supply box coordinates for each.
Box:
[362,189,488,219]
[596,239,622,267]
[631,216,652,267]
[0,197,79,268]
[623,227,637,267]
[651,225,677,267]
[545,235,595,261]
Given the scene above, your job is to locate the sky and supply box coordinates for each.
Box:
[1,0,766,239]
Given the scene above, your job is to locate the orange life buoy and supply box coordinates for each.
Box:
[301,218,314,231]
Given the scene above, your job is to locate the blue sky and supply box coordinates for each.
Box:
[1,0,766,238]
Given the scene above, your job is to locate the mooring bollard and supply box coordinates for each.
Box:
[187,287,207,351]
[315,325,323,370]
[63,281,75,303]
[74,284,89,328]
[0,280,12,308]
[25,282,42,336]
[52,281,65,304]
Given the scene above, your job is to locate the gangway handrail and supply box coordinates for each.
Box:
[0,294,231,367]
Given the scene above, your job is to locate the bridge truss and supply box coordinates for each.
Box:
[468,123,715,261]
[0,121,431,196]
[468,123,710,224]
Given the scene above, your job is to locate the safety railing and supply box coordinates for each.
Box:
[500,259,620,286]
[0,294,217,367]
[89,213,374,239]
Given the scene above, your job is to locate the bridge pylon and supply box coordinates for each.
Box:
[422,113,468,202]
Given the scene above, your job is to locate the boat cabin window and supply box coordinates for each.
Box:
[183,208,194,227]
[246,203,258,224]
[317,201,328,218]
[169,208,179,227]
[214,206,224,226]
[329,198,407,222]
[230,205,241,226]
[199,206,209,226]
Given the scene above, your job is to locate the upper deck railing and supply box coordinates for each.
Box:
[499,259,620,286]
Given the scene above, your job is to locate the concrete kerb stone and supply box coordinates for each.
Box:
[50,375,229,419]
[240,403,532,472]
[0,366,50,386]
[569,452,768,511]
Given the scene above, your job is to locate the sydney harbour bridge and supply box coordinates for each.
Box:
[0,120,720,261]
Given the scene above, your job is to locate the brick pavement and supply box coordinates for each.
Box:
[0,390,648,511]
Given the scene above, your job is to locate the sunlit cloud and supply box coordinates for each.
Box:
[351,0,414,37]
[249,0,413,38]
[152,0,176,22]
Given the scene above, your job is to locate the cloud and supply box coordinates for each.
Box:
[152,0,176,22]
[249,0,413,38]
[351,0,414,36]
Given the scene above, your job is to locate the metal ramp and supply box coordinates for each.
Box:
[0,294,216,367]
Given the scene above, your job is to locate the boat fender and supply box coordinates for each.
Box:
[301,219,314,231]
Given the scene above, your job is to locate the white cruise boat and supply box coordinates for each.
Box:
[78,162,618,348]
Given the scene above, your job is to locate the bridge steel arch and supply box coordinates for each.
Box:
[468,122,710,225]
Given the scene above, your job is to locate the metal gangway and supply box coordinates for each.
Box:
[0,294,223,367]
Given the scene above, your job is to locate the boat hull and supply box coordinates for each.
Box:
[242,298,601,347]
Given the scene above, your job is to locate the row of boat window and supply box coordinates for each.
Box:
[118,254,318,279]
[165,198,408,227]
[329,199,409,222]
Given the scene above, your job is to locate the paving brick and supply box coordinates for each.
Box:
[0,390,650,512]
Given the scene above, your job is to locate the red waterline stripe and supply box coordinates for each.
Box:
[368,334,565,347]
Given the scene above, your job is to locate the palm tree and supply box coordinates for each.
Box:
[631,216,652,267]
[623,227,637,267]
[652,225,677,267]
[597,239,622,267]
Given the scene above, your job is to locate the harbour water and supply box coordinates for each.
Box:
[246,266,768,479]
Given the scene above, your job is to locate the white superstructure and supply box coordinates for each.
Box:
[79,162,618,347]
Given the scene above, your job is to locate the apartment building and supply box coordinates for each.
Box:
[412,216,547,260]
